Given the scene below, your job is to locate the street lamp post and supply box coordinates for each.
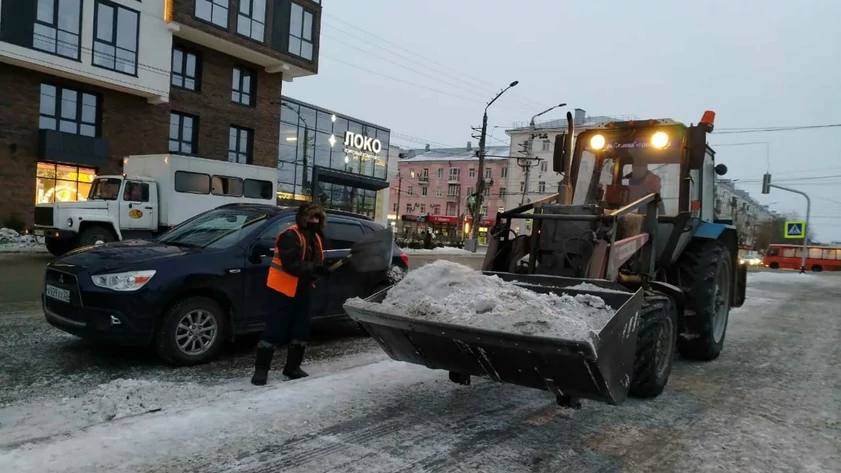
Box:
[466,80,519,252]
[520,103,566,206]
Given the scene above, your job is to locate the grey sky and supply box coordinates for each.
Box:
[287,1,841,240]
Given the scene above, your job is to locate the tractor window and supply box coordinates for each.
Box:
[572,151,596,205]
[620,163,680,216]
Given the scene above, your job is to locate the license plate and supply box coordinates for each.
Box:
[45,284,71,303]
[34,229,45,236]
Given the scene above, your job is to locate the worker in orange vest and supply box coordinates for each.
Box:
[251,203,329,385]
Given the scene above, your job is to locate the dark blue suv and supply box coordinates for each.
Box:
[43,204,409,365]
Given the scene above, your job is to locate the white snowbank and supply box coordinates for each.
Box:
[748,270,838,288]
[0,228,46,253]
[348,261,615,344]
[403,246,484,256]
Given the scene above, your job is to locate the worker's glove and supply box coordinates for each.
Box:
[313,265,331,277]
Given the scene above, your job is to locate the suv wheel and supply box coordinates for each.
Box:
[156,296,226,365]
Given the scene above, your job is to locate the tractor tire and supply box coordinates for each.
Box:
[630,294,677,398]
[676,241,732,361]
[45,237,74,256]
[78,225,115,247]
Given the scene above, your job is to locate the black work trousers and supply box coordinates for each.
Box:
[260,286,312,347]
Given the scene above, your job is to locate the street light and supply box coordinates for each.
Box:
[520,103,567,205]
[466,80,519,252]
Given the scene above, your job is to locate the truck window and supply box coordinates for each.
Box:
[175,171,210,194]
[211,176,244,197]
[89,178,122,200]
[244,179,273,199]
[123,181,149,202]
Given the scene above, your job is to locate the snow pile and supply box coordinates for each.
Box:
[403,246,484,256]
[0,228,46,253]
[567,282,630,293]
[350,260,615,344]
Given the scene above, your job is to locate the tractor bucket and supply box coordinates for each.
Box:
[344,272,644,405]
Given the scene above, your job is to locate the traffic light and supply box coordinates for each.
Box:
[761,173,771,194]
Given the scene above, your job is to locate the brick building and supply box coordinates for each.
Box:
[389,145,509,246]
[0,0,321,228]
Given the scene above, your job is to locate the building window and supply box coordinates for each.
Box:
[169,112,197,154]
[542,139,551,152]
[499,187,506,197]
[35,162,95,204]
[392,203,398,212]
[449,168,459,180]
[33,0,83,60]
[483,187,490,197]
[228,126,252,164]
[237,0,266,41]
[195,0,229,28]
[466,187,473,196]
[433,205,440,215]
[437,168,443,179]
[538,181,546,193]
[232,67,255,106]
[407,186,414,196]
[171,47,200,91]
[436,190,443,198]
[93,1,139,75]
[39,84,98,137]
[540,161,548,172]
[481,206,488,216]
[446,202,456,216]
[421,186,428,196]
[420,204,426,213]
[448,184,459,196]
[501,167,508,178]
[422,168,429,179]
[469,168,475,178]
[288,2,315,60]
[485,168,492,179]
[406,204,412,214]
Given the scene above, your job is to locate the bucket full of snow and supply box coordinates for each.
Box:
[344,261,643,405]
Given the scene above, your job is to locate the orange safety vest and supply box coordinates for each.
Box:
[266,225,324,297]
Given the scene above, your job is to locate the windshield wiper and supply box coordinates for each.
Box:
[164,241,200,248]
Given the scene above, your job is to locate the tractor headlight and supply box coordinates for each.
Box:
[590,134,606,151]
[651,131,669,149]
[91,270,156,292]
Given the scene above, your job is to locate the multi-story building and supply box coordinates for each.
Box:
[0,0,322,227]
[389,144,509,245]
[715,178,777,248]
[503,109,616,212]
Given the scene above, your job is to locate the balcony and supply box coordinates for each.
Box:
[38,130,109,168]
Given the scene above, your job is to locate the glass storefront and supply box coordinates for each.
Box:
[279,97,389,218]
[35,162,96,204]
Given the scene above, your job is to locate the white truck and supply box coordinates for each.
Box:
[34,154,278,255]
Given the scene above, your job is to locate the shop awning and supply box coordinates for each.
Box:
[312,166,389,192]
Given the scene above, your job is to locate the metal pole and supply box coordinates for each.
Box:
[769,183,811,273]
[395,173,402,234]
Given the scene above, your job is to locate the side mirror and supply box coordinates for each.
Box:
[714,163,728,176]
[552,111,575,175]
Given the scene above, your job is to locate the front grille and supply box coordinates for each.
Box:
[34,207,54,226]
[44,269,83,308]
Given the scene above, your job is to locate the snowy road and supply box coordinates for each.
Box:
[1,270,840,472]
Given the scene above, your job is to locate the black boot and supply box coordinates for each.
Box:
[282,343,309,379]
[250,343,274,386]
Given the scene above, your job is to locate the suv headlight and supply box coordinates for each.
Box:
[91,270,156,292]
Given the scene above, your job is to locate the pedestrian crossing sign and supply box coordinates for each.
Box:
[784,221,806,239]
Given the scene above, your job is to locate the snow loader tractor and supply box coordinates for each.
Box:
[344,111,746,407]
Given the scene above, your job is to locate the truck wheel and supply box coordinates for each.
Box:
[630,294,677,398]
[78,225,115,247]
[156,296,226,365]
[676,241,732,361]
[45,237,73,256]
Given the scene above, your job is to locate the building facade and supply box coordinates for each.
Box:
[389,145,509,246]
[0,0,322,228]
[715,178,777,248]
[278,96,390,219]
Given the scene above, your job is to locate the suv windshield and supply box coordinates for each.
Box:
[158,208,269,249]
[88,178,123,200]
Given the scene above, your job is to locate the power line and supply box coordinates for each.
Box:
[715,124,841,134]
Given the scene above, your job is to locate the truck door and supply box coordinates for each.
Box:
[119,180,156,230]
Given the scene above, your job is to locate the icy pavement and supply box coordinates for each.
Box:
[1,270,840,472]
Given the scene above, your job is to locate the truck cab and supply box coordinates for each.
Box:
[35,175,160,254]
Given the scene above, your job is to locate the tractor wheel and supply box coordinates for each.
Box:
[630,294,677,398]
[676,241,732,361]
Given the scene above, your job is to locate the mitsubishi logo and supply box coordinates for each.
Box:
[58,275,65,285]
